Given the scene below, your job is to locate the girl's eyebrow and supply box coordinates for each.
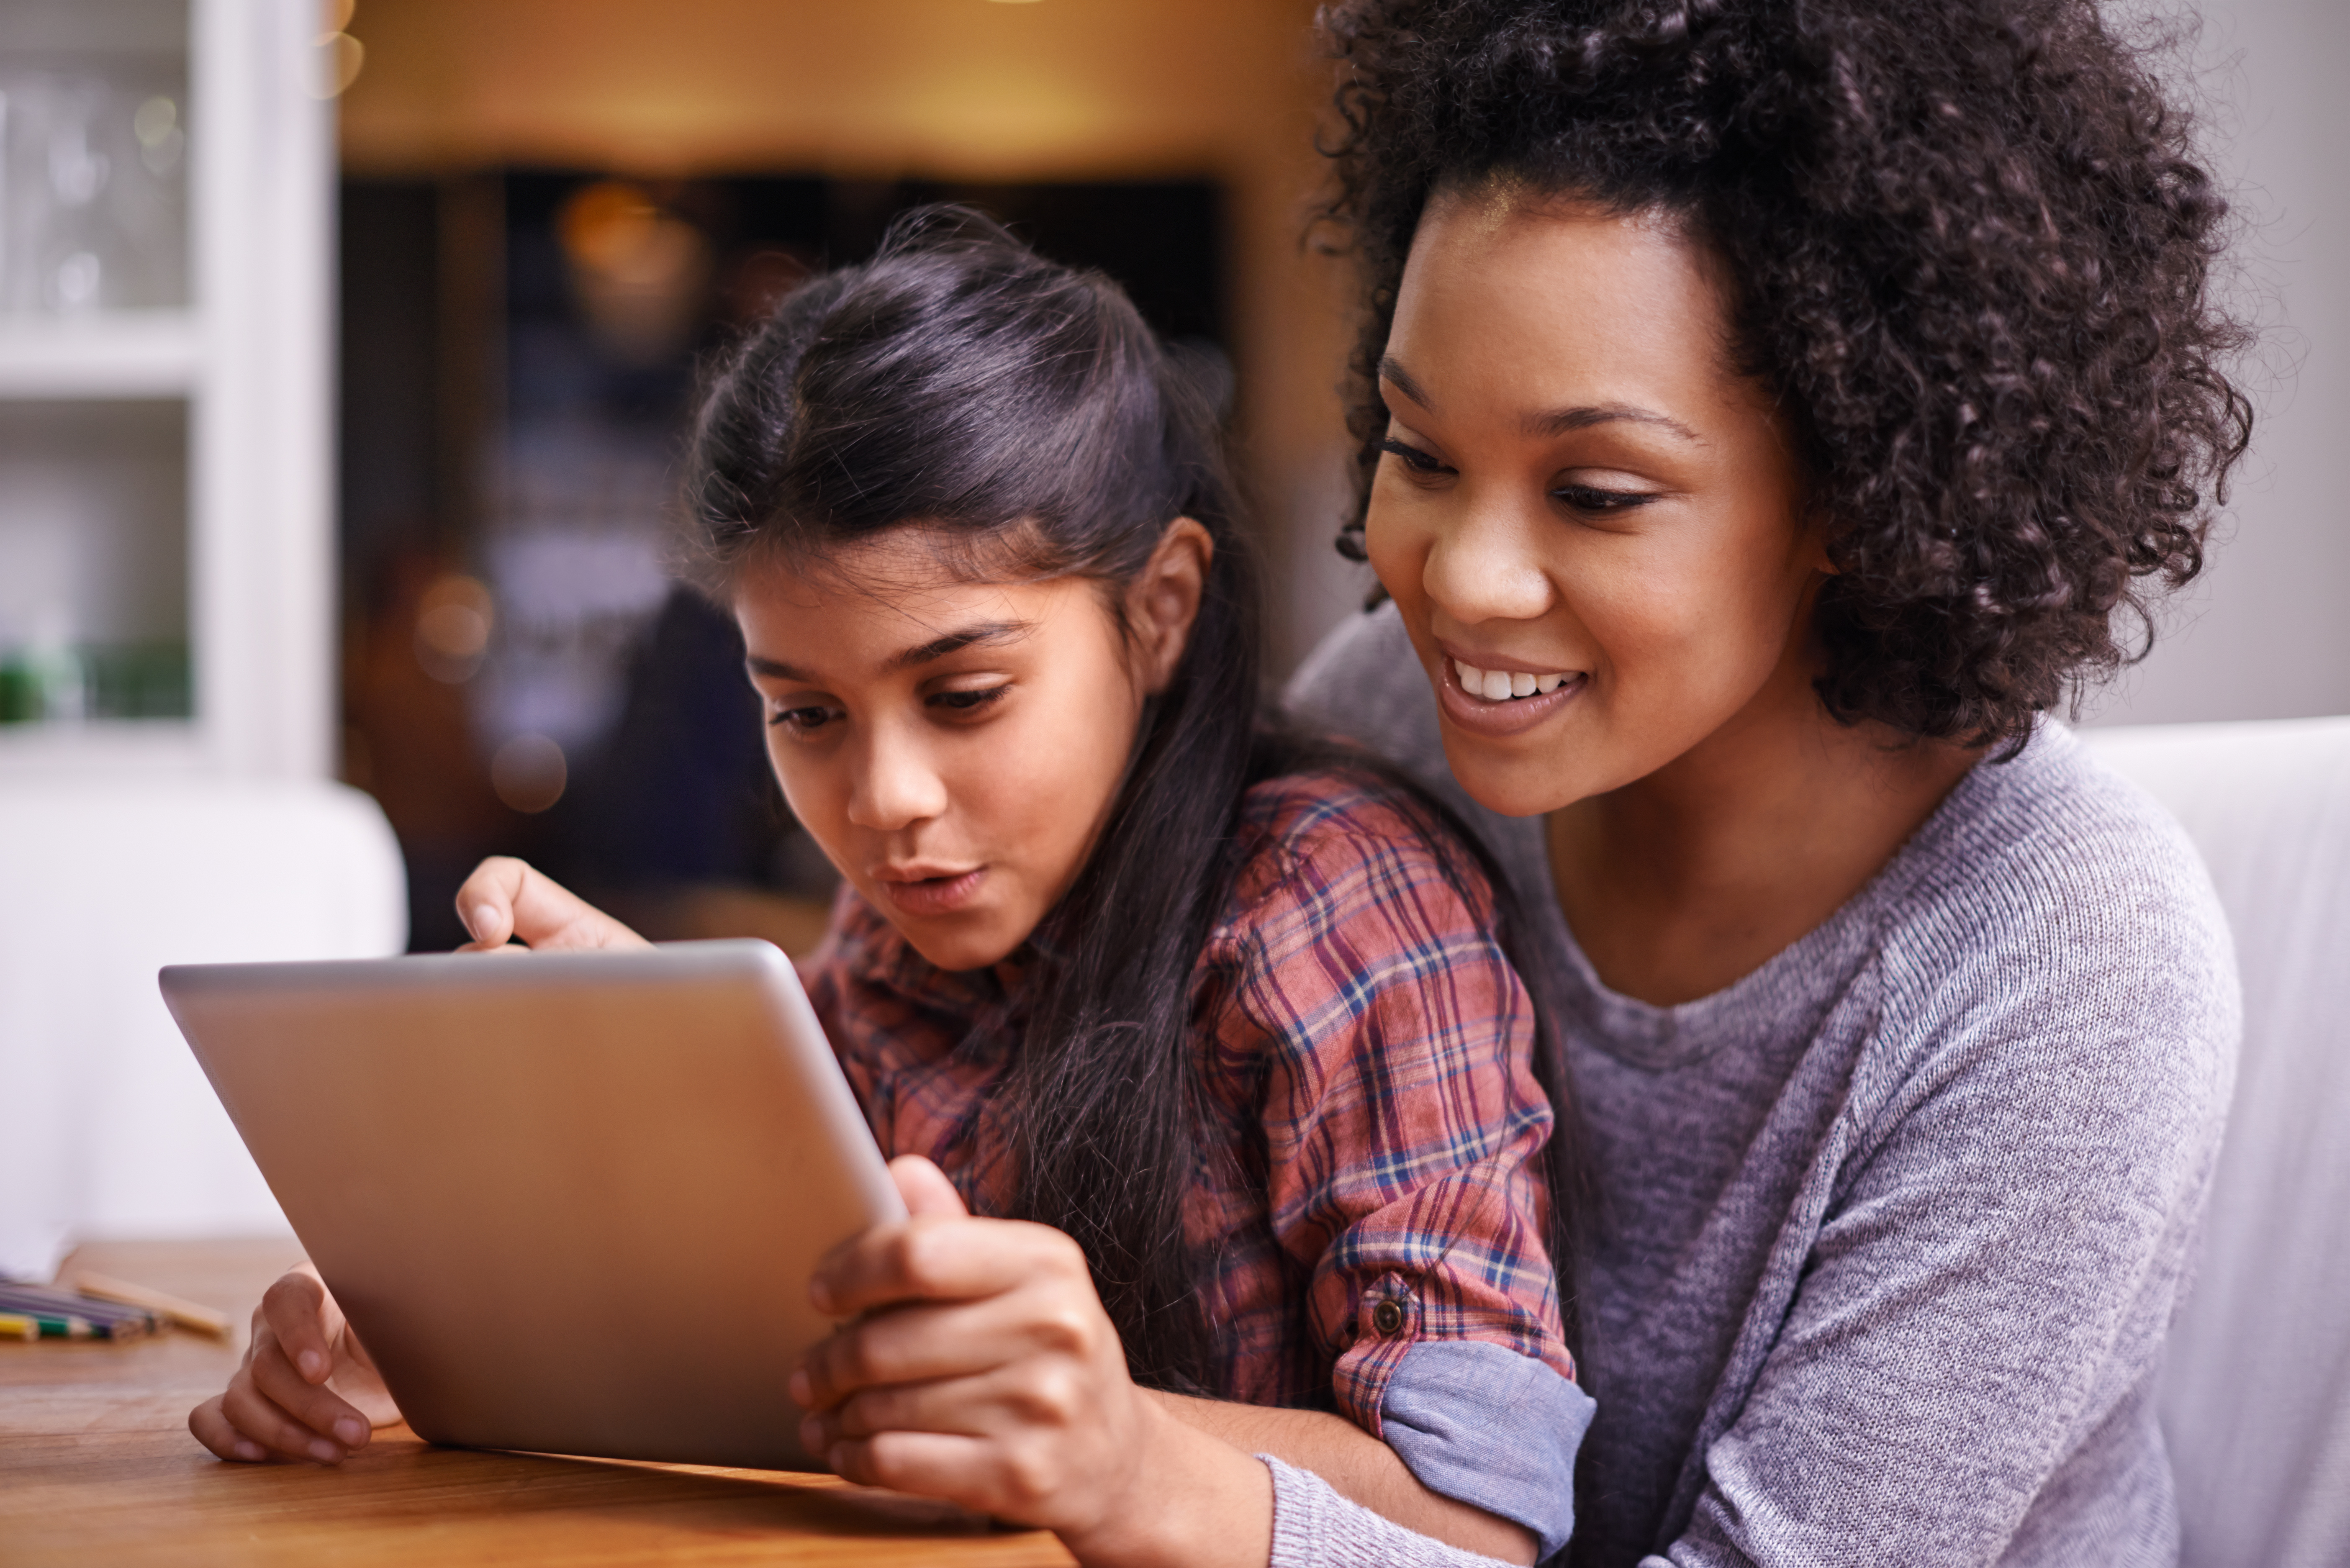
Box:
[1379,352,1703,444]
[744,620,1032,683]
[886,620,1032,671]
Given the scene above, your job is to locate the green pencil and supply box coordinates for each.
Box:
[8,1311,98,1339]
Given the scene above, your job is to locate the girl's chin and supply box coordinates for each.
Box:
[879,895,1032,973]
[896,922,1024,974]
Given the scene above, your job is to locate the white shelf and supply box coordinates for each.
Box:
[0,314,202,399]
[0,719,205,773]
[0,0,335,783]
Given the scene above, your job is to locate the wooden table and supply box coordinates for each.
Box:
[0,1240,1075,1566]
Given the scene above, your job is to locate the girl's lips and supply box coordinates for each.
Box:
[1435,655,1588,738]
[875,867,987,917]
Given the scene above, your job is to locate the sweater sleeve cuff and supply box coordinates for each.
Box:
[1261,1453,1525,1568]
[1379,1339,1595,1562]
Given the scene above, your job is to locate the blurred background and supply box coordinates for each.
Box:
[0,0,2342,1263]
[332,0,1367,955]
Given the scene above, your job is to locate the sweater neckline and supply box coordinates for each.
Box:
[1506,723,2065,1071]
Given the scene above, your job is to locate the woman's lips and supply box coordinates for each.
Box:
[1435,654,1588,738]
[875,867,987,917]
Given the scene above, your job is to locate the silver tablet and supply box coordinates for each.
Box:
[159,938,903,1471]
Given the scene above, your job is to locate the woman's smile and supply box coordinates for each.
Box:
[1437,647,1590,737]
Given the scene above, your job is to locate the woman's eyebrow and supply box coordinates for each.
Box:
[1525,402,1705,444]
[1379,354,1439,411]
[742,620,1031,684]
[1381,353,1702,444]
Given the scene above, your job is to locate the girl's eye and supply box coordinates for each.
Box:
[769,704,839,733]
[1377,436,1450,475]
[1552,483,1661,515]
[927,684,1010,716]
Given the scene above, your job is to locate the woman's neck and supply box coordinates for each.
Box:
[1546,669,1981,1007]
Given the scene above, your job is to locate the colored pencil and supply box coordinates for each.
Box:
[0,1286,152,1340]
[68,1272,233,1339]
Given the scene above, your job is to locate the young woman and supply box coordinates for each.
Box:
[1280,1,2250,1564]
[189,213,1590,1567]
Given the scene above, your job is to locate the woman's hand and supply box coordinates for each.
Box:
[188,1265,402,1464]
[452,856,650,953]
[793,1156,1271,1568]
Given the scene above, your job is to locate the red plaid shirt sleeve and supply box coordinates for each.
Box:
[1194,779,1574,1436]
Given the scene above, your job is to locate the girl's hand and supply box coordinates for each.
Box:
[792,1157,1270,1567]
[188,1265,401,1464]
[452,856,650,953]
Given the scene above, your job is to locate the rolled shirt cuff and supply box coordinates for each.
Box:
[1379,1338,1595,1562]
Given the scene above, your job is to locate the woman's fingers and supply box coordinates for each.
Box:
[452,857,649,953]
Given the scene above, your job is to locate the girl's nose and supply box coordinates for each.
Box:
[845,726,950,832]
[1420,496,1556,626]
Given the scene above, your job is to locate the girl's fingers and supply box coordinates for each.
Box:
[188,1394,270,1463]
[812,1360,1084,1447]
[258,1270,336,1384]
[796,1286,1099,1411]
[452,857,648,953]
[248,1336,374,1450]
[811,1213,1081,1319]
[824,1429,1016,1516]
[219,1376,351,1464]
[888,1155,970,1219]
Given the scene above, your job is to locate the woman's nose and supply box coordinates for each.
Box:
[1420,498,1556,626]
[846,726,950,832]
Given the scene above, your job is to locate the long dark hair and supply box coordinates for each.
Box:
[683,207,1582,1390]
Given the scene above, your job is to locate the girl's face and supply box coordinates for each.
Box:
[1365,186,1826,818]
[737,524,1205,973]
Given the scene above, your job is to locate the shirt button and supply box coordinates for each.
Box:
[1370,1299,1406,1337]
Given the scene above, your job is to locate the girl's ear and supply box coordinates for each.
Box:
[1127,518,1214,696]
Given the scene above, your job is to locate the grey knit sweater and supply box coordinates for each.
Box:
[1268,604,2239,1568]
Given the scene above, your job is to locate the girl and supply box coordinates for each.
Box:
[191,212,1589,1567]
[1281,1,2249,1564]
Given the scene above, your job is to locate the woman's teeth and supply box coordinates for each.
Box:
[1454,660,1571,702]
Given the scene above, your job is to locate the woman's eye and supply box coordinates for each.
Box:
[769,704,838,733]
[1553,483,1660,515]
[927,684,1010,716]
[1377,437,1450,475]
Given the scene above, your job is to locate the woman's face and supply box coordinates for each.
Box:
[1364,186,1825,818]
[736,522,1204,974]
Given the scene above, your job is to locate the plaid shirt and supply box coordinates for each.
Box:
[802,771,1575,1435]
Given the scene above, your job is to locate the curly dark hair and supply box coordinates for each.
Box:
[1318,0,2254,747]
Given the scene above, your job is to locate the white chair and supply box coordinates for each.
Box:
[2081,718,2350,1568]
[0,778,406,1278]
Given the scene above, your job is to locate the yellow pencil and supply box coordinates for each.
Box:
[0,1314,40,1342]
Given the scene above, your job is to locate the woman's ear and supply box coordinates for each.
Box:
[1126,518,1214,696]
